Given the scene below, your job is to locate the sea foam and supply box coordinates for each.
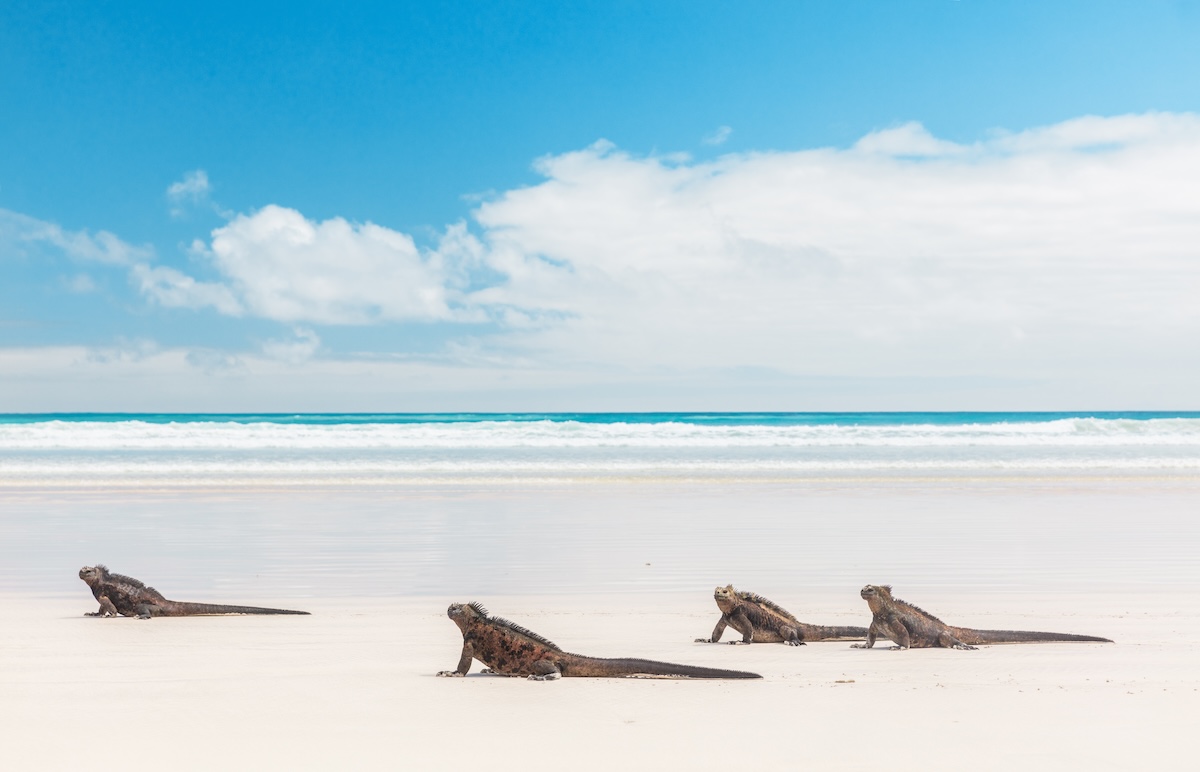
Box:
[2,414,1199,484]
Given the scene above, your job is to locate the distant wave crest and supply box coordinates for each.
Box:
[2,416,1200,450]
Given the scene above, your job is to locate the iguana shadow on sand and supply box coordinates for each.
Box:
[696,584,869,646]
[852,584,1112,650]
[438,602,762,680]
[79,565,310,619]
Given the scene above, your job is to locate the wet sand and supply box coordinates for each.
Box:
[3,477,1199,596]
[2,477,1198,769]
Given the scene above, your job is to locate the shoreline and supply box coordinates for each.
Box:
[5,468,1200,489]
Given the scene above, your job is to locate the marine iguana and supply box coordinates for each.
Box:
[851,584,1112,650]
[79,565,310,619]
[436,602,762,680]
[695,584,869,646]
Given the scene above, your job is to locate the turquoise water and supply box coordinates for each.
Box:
[2,411,1198,425]
[3,412,1200,484]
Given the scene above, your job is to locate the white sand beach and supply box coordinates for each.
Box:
[1,588,1196,771]
[2,476,1199,770]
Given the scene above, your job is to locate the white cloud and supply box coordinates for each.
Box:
[990,112,1199,153]
[261,327,320,364]
[703,125,733,146]
[0,339,1193,412]
[132,263,244,315]
[84,338,161,365]
[119,112,1200,405]
[166,169,213,218]
[853,121,964,156]
[167,169,210,201]
[0,208,151,266]
[471,112,1200,378]
[194,205,471,324]
[186,348,245,375]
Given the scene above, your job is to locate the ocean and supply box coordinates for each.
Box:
[3,412,1200,486]
[3,412,1199,596]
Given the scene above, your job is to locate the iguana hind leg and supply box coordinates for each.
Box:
[136,603,164,620]
[780,625,806,647]
[527,659,561,681]
[937,632,976,650]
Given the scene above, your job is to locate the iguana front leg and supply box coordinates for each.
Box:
[851,621,881,649]
[730,609,754,644]
[437,640,475,677]
[888,623,911,650]
[86,596,119,617]
[696,615,728,643]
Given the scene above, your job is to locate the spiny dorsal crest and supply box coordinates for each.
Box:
[888,589,945,624]
[97,565,148,589]
[488,615,561,650]
[737,590,798,622]
[468,602,489,617]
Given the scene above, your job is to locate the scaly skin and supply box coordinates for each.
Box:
[851,584,1113,650]
[79,565,310,619]
[437,602,762,680]
[696,584,869,646]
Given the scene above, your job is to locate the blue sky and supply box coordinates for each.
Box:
[3,1,1200,411]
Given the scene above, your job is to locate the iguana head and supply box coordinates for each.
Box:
[79,565,108,585]
[860,584,893,602]
[713,584,739,612]
[446,602,487,633]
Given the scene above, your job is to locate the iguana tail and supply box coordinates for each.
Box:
[165,602,310,616]
[956,628,1111,644]
[802,625,870,641]
[567,657,761,679]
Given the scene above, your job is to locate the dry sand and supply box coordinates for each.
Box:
[2,589,1196,770]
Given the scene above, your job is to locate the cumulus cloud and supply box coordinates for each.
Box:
[471,112,1200,376]
[130,112,1200,395]
[174,205,475,324]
